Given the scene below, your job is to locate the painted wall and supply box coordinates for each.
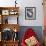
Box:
[0,0,43,26]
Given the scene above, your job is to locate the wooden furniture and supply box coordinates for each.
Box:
[2,40,19,46]
[0,7,20,46]
[0,24,19,32]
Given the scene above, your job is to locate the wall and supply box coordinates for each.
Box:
[0,0,44,26]
[18,0,43,26]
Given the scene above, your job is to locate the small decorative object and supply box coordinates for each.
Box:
[2,28,12,41]
[9,10,18,15]
[15,0,17,7]
[2,10,9,15]
[5,18,8,24]
[13,32,18,41]
[25,7,36,20]
[14,29,17,32]
[10,10,15,15]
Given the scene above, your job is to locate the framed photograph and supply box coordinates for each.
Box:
[2,10,9,15]
[25,7,36,20]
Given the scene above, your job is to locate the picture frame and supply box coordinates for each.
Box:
[2,10,9,15]
[25,7,36,20]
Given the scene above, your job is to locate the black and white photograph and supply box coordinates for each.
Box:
[25,7,36,20]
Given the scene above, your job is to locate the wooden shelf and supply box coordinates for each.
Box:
[0,7,20,46]
[0,7,19,16]
[0,24,20,32]
[2,40,19,42]
[0,7,19,10]
[0,40,19,46]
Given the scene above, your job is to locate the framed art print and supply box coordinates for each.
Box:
[2,10,9,15]
[25,7,36,20]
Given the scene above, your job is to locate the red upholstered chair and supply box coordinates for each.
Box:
[21,28,41,46]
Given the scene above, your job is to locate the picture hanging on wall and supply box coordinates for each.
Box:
[25,7,36,20]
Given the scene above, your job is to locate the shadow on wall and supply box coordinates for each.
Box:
[18,26,43,44]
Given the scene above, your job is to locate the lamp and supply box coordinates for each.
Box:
[15,0,17,7]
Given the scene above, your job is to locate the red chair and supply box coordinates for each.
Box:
[21,28,41,46]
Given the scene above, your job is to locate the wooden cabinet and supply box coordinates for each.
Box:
[2,41,19,46]
[0,41,19,46]
[0,7,20,46]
